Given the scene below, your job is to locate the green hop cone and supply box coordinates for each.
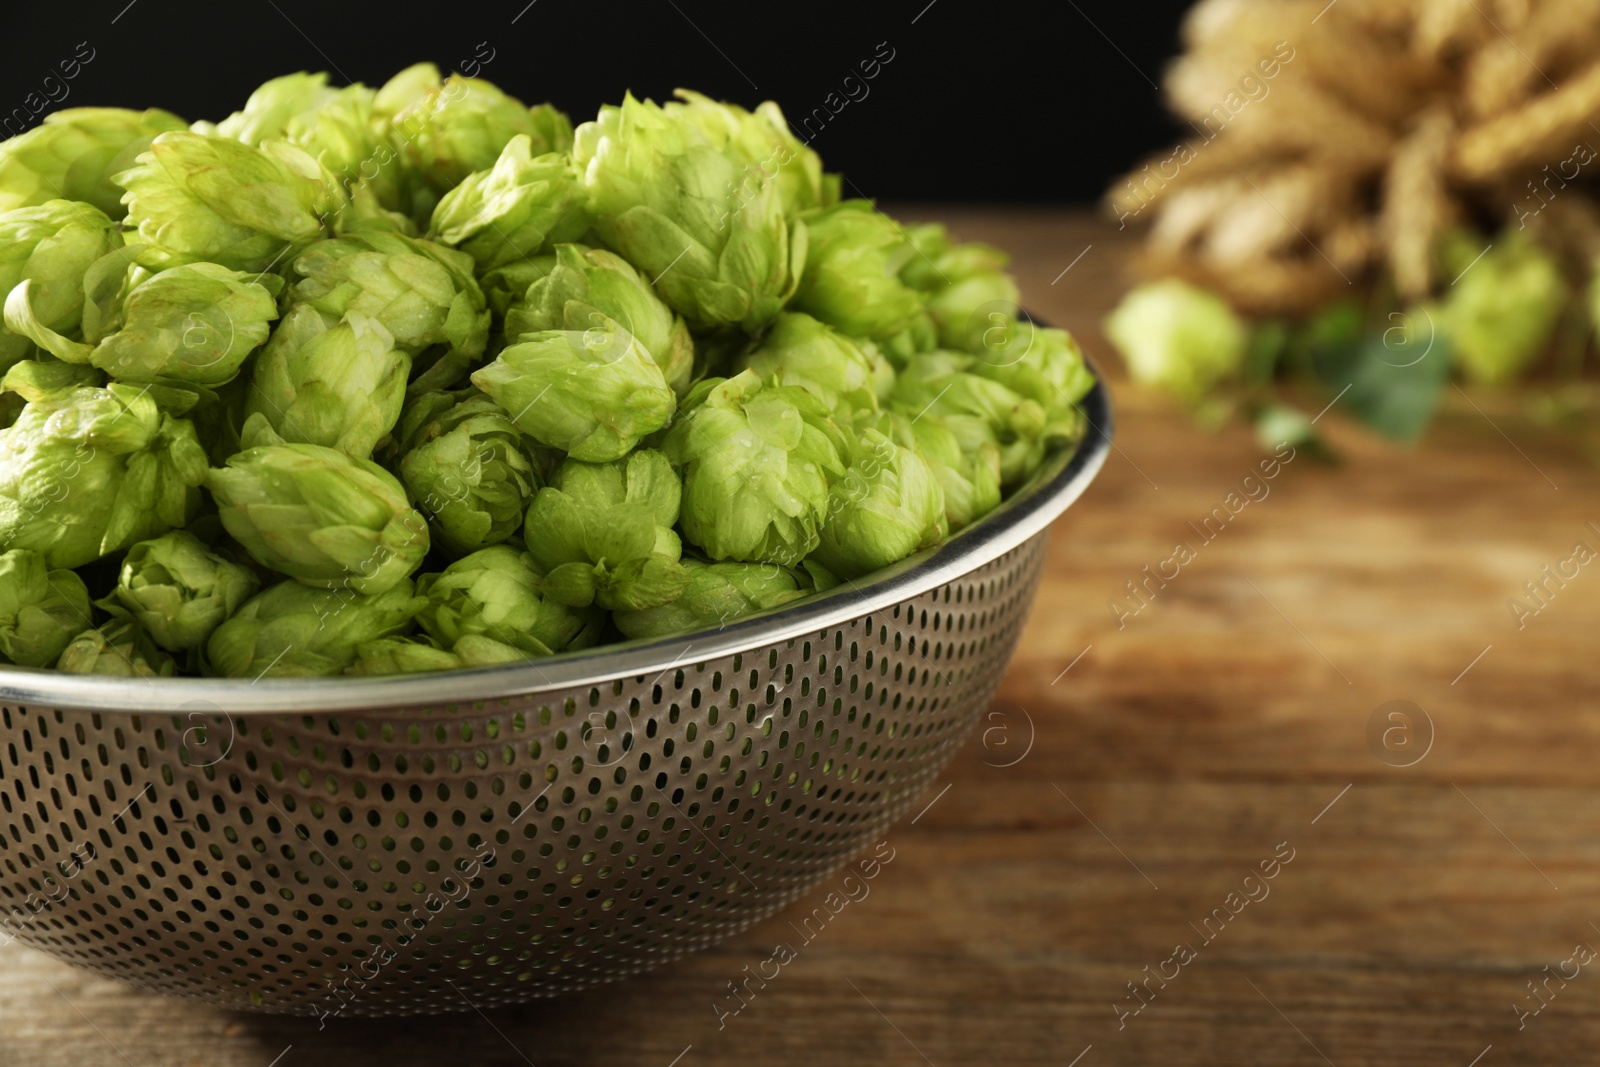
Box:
[0,384,207,567]
[0,358,101,401]
[900,223,1022,353]
[215,73,390,188]
[206,442,430,594]
[470,319,676,461]
[862,410,1001,532]
[573,93,803,332]
[427,135,591,272]
[243,305,410,459]
[0,199,124,369]
[205,578,424,678]
[115,130,341,272]
[395,388,543,557]
[415,545,603,658]
[480,254,557,320]
[345,635,461,675]
[215,72,343,145]
[1441,230,1567,385]
[663,369,846,564]
[612,558,814,640]
[792,201,925,340]
[345,632,530,675]
[664,90,831,216]
[889,351,1058,488]
[88,262,279,385]
[875,312,939,369]
[506,243,696,395]
[0,548,91,667]
[286,232,489,394]
[973,319,1094,402]
[113,530,260,652]
[334,180,420,238]
[57,618,176,677]
[971,318,1094,444]
[928,256,1020,353]
[898,223,950,290]
[736,311,887,416]
[376,63,573,198]
[1104,279,1247,402]
[810,428,947,580]
[523,449,688,612]
[0,107,187,218]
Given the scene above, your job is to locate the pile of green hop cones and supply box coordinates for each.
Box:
[0,65,1092,678]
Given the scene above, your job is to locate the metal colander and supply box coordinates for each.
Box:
[0,380,1110,1018]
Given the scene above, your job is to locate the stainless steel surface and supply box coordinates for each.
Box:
[0,379,1111,1018]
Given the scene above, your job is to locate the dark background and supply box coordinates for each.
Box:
[0,0,1195,203]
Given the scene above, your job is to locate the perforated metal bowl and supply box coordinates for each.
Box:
[0,377,1110,1018]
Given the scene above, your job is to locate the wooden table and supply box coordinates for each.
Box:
[5,210,1598,1067]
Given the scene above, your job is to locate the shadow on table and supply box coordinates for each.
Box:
[220,953,763,1067]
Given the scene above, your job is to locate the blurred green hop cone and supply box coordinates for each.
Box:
[664,90,832,217]
[0,383,207,567]
[470,318,676,461]
[206,441,429,594]
[971,317,1095,436]
[395,388,543,557]
[899,223,1021,353]
[0,107,187,218]
[507,243,695,395]
[376,62,572,198]
[206,578,425,678]
[214,72,391,190]
[415,545,603,658]
[113,530,260,652]
[0,548,92,667]
[664,369,846,564]
[1104,279,1247,402]
[213,71,345,145]
[1440,229,1566,385]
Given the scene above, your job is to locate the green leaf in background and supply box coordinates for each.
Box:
[1243,319,1292,388]
[1311,321,1452,443]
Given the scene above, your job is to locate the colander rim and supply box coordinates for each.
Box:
[0,367,1112,715]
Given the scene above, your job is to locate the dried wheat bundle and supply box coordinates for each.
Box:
[1110,0,1600,313]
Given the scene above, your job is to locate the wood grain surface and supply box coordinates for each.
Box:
[5,210,1599,1067]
